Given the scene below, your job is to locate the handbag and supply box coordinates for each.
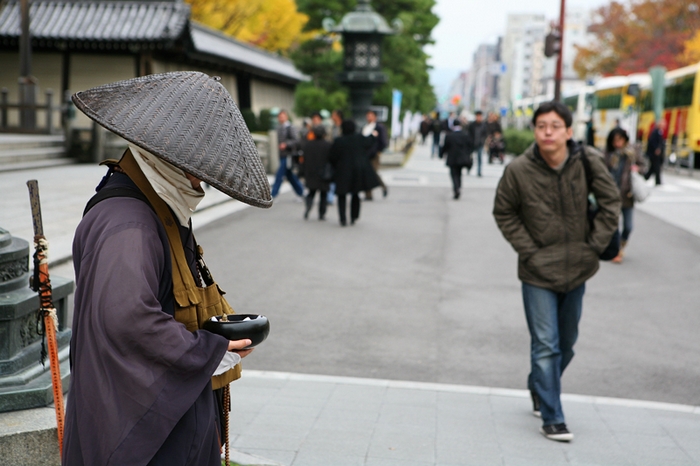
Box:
[630,171,650,203]
[580,150,620,261]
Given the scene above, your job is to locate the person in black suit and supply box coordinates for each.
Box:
[441,122,474,199]
[362,110,389,200]
[467,111,488,177]
[302,126,332,220]
[329,120,380,226]
[644,120,666,185]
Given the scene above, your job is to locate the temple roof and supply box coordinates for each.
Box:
[0,0,307,83]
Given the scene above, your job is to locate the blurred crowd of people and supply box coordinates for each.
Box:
[418,110,505,199]
[271,109,388,227]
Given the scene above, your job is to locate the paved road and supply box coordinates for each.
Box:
[193,144,700,407]
[3,144,700,465]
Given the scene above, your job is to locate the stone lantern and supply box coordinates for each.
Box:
[0,228,73,412]
[324,0,402,128]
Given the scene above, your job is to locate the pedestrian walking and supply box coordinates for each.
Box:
[493,101,620,442]
[584,120,595,147]
[486,112,503,164]
[330,109,344,140]
[487,112,503,137]
[445,111,459,131]
[329,120,379,226]
[306,112,324,140]
[271,110,305,198]
[644,119,666,185]
[362,109,389,200]
[326,109,345,206]
[605,127,640,263]
[419,114,431,145]
[302,125,332,220]
[488,130,506,164]
[431,115,442,158]
[440,122,473,200]
[467,110,488,177]
[62,72,268,465]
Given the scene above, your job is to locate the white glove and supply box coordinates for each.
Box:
[213,351,241,376]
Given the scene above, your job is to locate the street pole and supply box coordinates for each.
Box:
[19,0,36,129]
[554,0,565,101]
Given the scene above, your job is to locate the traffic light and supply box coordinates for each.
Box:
[544,32,561,58]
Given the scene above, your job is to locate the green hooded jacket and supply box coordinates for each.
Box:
[493,142,621,293]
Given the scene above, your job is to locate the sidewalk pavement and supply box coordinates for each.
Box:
[0,166,284,265]
[1,147,700,465]
[227,370,700,466]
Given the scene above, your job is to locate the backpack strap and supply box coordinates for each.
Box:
[118,149,202,308]
[579,145,593,193]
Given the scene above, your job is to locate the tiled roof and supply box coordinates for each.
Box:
[0,0,307,83]
[189,23,307,84]
[0,0,188,43]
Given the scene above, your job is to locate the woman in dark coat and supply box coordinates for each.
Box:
[605,127,641,263]
[328,120,379,226]
[302,126,332,220]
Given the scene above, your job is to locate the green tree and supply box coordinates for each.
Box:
[294,82,348,117]
[293,0,438,115]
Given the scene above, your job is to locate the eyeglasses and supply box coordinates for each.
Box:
[535,123,566,132]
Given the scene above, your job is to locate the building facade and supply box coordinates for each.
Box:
[470,43,499,112]
[0,0,306,131]
[499,14,547,107]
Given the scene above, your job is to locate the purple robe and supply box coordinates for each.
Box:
[63,174,229,466]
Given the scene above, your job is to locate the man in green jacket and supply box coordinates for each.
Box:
[493,101,620,442]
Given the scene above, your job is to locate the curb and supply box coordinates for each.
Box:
[242,370,700,415]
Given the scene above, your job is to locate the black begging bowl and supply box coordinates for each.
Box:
[203,314,270,348]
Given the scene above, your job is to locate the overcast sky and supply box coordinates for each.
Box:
[426,0,610,98]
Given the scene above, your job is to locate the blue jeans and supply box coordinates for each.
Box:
[271,157,304,197]
[432,136,440,158]
[475,146,483,176]
[621,207,633,242]
[327,182,336,204]
[522,282,585,426]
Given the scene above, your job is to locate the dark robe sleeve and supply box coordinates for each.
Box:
[63,199,229,466]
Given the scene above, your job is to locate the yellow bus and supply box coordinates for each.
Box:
[592,74,649,149]
[511,95,550,130]
[637,63,700,168]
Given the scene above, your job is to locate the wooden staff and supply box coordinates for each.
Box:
[27,179,65,455]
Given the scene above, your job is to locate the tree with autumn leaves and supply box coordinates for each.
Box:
[186,0,438,116]
[575,0,700,77]
[186,0,309,53]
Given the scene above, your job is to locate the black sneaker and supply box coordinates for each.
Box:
[530,390,541,418]
[540,423,574,442]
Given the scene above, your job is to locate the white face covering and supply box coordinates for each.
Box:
[129,144,205,226]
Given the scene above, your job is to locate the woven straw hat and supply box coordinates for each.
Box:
[72,71,272,208]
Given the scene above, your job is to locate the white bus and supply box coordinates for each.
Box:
[563,85,593,144]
